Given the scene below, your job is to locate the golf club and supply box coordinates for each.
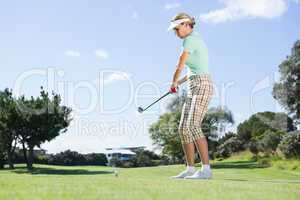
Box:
[138,90,172,113]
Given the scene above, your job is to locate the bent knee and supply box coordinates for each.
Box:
[187,124,202,132]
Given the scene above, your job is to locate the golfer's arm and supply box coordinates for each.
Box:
[172,51,189,85]
[178,75,188,85]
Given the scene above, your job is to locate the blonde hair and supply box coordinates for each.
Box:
[171,13,196,29]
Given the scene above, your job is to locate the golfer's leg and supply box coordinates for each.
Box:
[182,143,195,166]
[178,97,195,166]
[194,137,210,165]
[171,98,197,178]
[188,83,213,165]
[183,75,215,179]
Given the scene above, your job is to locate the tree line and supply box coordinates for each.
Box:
[11,149,108,166]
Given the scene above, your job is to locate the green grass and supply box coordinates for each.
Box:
[1,155,300,200]
[271,159,300,171]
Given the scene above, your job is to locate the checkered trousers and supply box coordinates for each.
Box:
[178,74,214,144]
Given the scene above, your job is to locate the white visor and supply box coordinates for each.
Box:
[167,18,191,32]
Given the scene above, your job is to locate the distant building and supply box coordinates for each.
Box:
[105,146,146,163]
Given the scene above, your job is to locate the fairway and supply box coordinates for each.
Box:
[1,158,300,200]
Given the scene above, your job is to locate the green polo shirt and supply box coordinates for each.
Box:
[182,31,210,75]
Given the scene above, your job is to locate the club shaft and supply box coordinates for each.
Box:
[143,91,171,111]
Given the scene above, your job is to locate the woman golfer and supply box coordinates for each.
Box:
[168,13,214,179]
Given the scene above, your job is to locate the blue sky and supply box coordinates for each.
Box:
[0,0,299,153]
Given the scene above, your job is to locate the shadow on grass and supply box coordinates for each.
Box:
[212,160,263,169]
[12,166,114,175]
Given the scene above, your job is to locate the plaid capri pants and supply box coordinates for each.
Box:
[178,74,214,144]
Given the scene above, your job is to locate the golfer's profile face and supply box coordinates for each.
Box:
[174,23,188,38]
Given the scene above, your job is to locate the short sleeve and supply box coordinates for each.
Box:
[183,36,195,53]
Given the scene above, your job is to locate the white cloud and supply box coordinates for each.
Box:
[165,2,181,10]
[103,72,131,85]
[95,49,109,60]
[93,71,132,86]
[131,11,139,20]
[65,50,80,57]
[200,0,288,24]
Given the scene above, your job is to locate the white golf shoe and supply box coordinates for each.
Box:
[170,168,197,179]
[184,169,212,180]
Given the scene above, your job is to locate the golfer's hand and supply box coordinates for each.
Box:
[169,82,179,93]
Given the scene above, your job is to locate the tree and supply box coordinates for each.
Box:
[0,120,5,169]
[237,112,295,146]
[0,140,5,169]
[215,145,231,159]
[0,88,18,169]
[248,140,259,156]
[278,131,300,159]
[149,112,184,163]
[259,130,286,155]
[217,131,236,145]
[16,87,72,170]
[215,136,243,158]
[272,40,300,125]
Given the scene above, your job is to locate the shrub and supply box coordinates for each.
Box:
[84,153,107,165]
[121,160,137,168]
[135,149,161,167]
[48,150,86,165]
[47,150,107,166]
[216,144,231,159]
[226,136,244,152]
[218,132,236,145]
[258,158,272,168]
[248,140,259,155]
[13,150,26,164]
[0,151,4,169]
[278,131,300,159]
[35,154,49,164]
[136,153,153,167]
[108,157,137,168]
[216,136,243,158]
[107,150,162,168]
[159,155,171,165]
[259,130,285,155]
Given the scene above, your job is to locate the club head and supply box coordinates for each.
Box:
[137,107,144,113]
